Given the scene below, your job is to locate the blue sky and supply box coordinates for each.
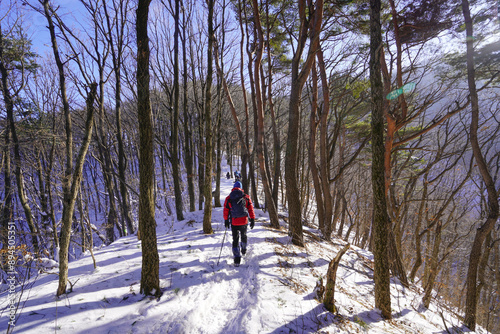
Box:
[19,0,86,56]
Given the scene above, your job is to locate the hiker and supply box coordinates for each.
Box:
[223,181,255,266]
[226,171,231,179]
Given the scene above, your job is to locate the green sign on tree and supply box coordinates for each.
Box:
[386,82,415,100]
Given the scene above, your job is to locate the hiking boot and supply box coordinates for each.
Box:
[241,248,246,256]
[234,257,241,265]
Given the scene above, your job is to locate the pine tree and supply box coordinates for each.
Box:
[369,0,392,319]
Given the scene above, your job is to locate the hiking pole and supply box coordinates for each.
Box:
[216,228,227,266]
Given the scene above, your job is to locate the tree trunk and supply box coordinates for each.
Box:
[250,0,279,229]
[309,64,325,234]
[106,0,135,235]
[369,0,392,319]
[171,0,184,221]
[265,1,280,207]
[409,174,428,281]
[0,31,39,254]
[137,0,161,298]
[317,49,333,239]
[43,0,73,239]
[42,0,81,295]
[285,0,323,247]
[213,4,226,209]
[476,231,492,310]
[35,148,49,230]
[1,131,13,251]
[324,244,350,312]
[202,0,215,235]
[237,0,251,196]
[182,12,195,212]
[46,136,59,251]
[286,84,305,246]
[95,81,119,243]
[423,221,442,308]
[56,83,97,296]
[461,0,500,329]
[214,81,223,208]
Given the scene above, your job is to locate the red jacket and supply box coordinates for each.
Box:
[223,187,256,226]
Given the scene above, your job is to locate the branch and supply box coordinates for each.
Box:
[394,98,469,149]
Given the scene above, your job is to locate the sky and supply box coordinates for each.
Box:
[6,0,87,57]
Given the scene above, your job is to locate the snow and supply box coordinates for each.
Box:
[1,176,489,334]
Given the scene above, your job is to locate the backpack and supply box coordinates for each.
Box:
[228,189,248,218]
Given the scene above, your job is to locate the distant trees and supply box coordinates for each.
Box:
[0,0,499,329]
[0,24,40,254]
[102,0,136,235]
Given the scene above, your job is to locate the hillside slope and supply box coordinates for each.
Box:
[0,177,488,334]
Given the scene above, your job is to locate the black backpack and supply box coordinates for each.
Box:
[228,189,248,218]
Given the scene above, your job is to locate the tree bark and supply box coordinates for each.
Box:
[103,0,135,234]
[251,0,279,229]
[285,0,323,247]
[137,0,161,298]
[182,7,195,212]
[56,83,97,296]
[324,244,350,312]
[369,0,392,319]
[309,63,325,235]
[237,0,251,196]
[171,0,184,221]
[462,0,500,329]
[202,0,215,235]
[95,64,119,243]
[264,1,281,207]
[423,221,442,308]
[0,129,13,251]
[42,0,73,232]
[317,48,333,238]
[42,0,87,296]
[0,32,39,253]
[409,174,428,281]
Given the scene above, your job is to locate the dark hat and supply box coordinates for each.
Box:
[234,181,242,188]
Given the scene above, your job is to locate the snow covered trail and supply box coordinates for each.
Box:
[142,210,296,334]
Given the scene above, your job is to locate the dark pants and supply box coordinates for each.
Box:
[231,224,247,258]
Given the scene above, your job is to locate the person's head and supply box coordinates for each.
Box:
[234,181,242,189]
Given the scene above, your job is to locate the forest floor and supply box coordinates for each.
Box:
[0,176,489,333]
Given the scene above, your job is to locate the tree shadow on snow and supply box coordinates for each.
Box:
[268,304,340,334]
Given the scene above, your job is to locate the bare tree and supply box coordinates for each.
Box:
[170,0,184,221]
[250,0,279,229]
[103,0,135,234]
[462,0,500,329]
[285,0,323,247]
[202,0,215,235]
[137,0,162,297]
[181,0,196,212]
[40,0,98,296]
